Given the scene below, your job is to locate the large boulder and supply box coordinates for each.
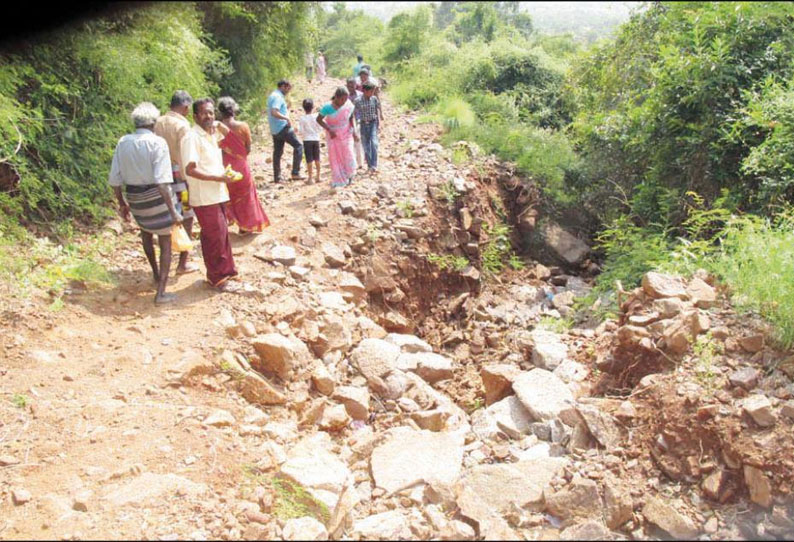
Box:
[370,427,464,494]
[532,220,590,266]
[349,338,403,397]
[471,395,533,441]
[530,329,569,371]
[513,369,575,423]
[252,334,312,380]
[642,272,688,300]
[456,457,567,521]
[279,432,351,509]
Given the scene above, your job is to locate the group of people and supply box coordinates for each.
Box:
[108,53,385,304]
[109,91,268,304]
[267,56,383,188]
[304,50,327,84]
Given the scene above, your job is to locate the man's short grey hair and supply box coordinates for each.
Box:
[131,102,160,128]
[170,90,193,109]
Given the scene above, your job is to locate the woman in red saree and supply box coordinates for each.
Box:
[217,96,270,234]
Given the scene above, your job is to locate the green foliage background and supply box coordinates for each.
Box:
[0,2,317,233]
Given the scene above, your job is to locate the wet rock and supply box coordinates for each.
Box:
[252,334,312,380]
[282,517,328,540]
[481,363,521,406]
[642,497,699,539]
[385,333,432,353]
[322,243,347,268]
[513,369,575,422]
[530,329,569,371]
[370,427,464,494]
[729,367,760,390]
[471,395,533,441]
[742,394,777,427]
[642,272,688,300]
[687,278,717,308]
[744,465,772,508]
[352,511,411,540]
[333,386,370,421]
[560,520,612,540]
[545,476,601,520]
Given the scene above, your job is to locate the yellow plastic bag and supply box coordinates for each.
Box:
[172,223,193,252]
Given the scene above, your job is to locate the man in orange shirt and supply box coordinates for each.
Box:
[154,90,198,275]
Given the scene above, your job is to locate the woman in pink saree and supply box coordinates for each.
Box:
[317,87,359,188]
[217,97,270,233]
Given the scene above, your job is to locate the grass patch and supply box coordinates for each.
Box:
[396,199,414,218]
[427,252,470,272]
[536,315,573,333]
[0,228,116,302]
[11,393,29,408]
[272,477,330,524]
[481,221,516,276]
[693,333,723,392]
[438,181,460,205]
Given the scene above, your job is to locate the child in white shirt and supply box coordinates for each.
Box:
[298,98,322,184]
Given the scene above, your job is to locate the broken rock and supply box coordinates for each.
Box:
[513,369,575,423]
[642,497,699,539]
[252,333,312,380]
[370,427,463,494]
[481,363,521,406]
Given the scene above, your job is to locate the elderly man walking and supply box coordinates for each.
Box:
[109,102,183,305]
[267,80,304,183]
[154,90,199,275]
[180,98,239,290]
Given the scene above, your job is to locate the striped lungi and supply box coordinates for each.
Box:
[172,165,195,219]
[124,184,180,235]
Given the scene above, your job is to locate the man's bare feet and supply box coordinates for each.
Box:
[154,292,177,305]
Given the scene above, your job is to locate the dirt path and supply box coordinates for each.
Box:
[3,78,793,542]
[0,77,454,540]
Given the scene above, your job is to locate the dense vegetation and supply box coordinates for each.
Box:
[0,2,317,233]
[2,1,794,343]
[320,1,794,345]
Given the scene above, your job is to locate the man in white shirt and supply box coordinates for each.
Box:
[180,98,238,289]
[109,102,183,305]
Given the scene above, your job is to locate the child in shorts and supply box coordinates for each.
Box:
[298,98,321,184]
